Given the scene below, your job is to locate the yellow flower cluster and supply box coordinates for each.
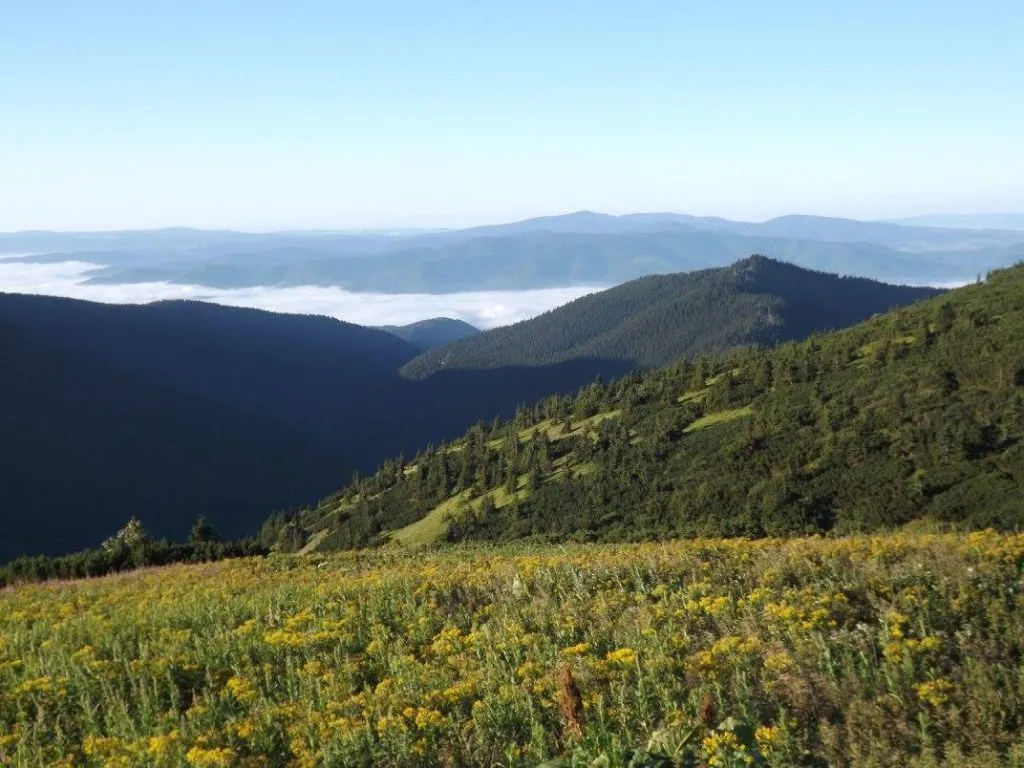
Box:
[605,647,638,667]
[703,730,753,767]
[185,746,236,767]
[916,678,955,708]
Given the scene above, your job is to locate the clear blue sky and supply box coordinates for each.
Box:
[1,1,1022,231]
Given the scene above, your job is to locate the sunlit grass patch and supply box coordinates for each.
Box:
[683,405,754,432]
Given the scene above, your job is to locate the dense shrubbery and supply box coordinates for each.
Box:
[0,519,267,587]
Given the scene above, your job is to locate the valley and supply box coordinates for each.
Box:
[1,256,954,561]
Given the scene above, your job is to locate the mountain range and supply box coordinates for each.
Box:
[0,257,943,560]
[4,212,1024,295]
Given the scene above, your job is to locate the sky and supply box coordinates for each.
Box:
[2,1,1023,231]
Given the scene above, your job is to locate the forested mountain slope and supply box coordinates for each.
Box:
[402,256,942,378]
[268,263,1024,552]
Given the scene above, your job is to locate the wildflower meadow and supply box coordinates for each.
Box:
[2,533,1024,766]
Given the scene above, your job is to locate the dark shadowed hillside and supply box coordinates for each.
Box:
[402,256,942,379]
[0,321,342,561]
[0,296,419,438]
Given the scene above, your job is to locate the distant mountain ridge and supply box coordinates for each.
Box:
[68,229,1022,293]
[401,256,943,379]
[6,211,1023,294]
[378,317,480,350]
[461,211,1023,251]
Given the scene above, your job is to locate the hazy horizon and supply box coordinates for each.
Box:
[2,208,1024,236]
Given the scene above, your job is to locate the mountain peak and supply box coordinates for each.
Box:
[729,254,789,280]
[378,317,481,350]
[733,253,779,269]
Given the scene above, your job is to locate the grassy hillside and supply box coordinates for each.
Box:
[402,256,941,378]
[274,263,1024,552]
[3,534,1024,766]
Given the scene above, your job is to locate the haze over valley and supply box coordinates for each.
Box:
[0,255,601,331]
[2,210,1017,330]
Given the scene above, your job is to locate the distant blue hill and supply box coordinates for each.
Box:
[378,317,481,350]
[4,211,1023,293]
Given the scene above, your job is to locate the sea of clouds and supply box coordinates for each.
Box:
[0,258,603,330]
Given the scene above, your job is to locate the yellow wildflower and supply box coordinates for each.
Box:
[561,642,592,656]
[606,647,638,666]
[916,679,955,708]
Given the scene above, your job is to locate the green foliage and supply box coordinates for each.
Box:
[189,516,219,544]
[0,519,266,587]
[280,263,1024,550]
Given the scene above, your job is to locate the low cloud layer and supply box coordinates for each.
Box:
[0,260,603,330]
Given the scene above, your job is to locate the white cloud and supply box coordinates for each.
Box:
[0,260,602,330]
